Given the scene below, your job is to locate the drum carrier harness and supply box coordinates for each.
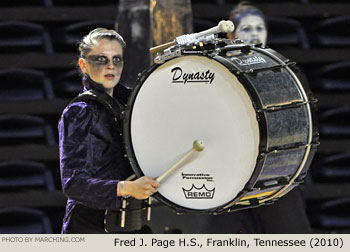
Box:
[68,89,151,233]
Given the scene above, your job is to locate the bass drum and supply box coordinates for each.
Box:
[123,44,318,214]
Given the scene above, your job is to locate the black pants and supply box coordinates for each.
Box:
[66,204,152,234]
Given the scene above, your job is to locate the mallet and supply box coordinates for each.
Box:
[150,20,234,54]
[156,140,205,183]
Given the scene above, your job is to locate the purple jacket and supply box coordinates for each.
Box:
[58,76,133,233]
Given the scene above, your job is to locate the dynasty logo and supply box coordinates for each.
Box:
[231,55,266,66]
[171,67,215,84]
[182,184,215,199]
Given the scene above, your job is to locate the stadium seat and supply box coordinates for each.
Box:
[318,107,350,137]
[0,21,53,53]
[310,152,350,183]
[0,114,56,146]
[53,69,82,98]
[0,0,52,7]
[0,160,55,192]
[309,15,350,47]
[53,20,115,51]
[308,198,350,229]
[0,68,55,101]
[0,207,53,234]
[308,62,350,92]
[50,0,115,6]
[266,16,310,49]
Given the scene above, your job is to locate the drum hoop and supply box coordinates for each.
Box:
[123,63,160,178]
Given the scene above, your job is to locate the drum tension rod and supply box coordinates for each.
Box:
[257,100,311,113]
[262,143,314,155]
[242,64,287,75]
[120,174,135,228]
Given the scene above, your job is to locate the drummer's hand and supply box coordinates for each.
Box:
[124,176,160,200]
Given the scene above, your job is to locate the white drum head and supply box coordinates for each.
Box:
[130,55,259,210]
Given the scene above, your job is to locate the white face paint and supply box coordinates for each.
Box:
[235,15,267,46]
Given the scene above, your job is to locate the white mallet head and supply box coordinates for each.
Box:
[218,20,235,33]
[193,140,205,151]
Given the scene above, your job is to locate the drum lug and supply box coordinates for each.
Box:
[294,177,305,184]
[250,187,261,192]
[286,61,297,68]
[240,45,251,54]
[154,47,182,64]
[257,153,266,162]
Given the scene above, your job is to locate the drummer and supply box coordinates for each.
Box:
[227,1,267,47]
[58,28,160,234]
